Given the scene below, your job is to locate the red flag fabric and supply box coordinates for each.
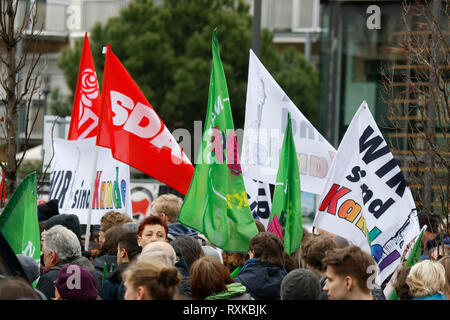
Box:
[96,46,194,195]
[68,32,102,140]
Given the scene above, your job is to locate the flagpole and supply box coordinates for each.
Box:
[84,145,99,252]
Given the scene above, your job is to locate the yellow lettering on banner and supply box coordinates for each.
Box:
[227,194,233,209]
[106,182,113,209]
[233,192,249,209]
[338,199,362,223]
[100,182,105,209]
[356,215,368,237]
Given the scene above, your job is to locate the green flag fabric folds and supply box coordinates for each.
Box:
[177,29,258,253]
[267,113,303,254]
[0,172,40,267]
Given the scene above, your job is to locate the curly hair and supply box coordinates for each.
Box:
[100,211,132,232]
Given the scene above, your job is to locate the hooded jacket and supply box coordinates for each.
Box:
[234,258,287,300]
[205,283,252,300]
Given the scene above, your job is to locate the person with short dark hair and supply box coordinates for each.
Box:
[234,232,287,300]
[322,245,376,300]
[280,268,321,300]
[102,231,141,300]
[190,256,251,300]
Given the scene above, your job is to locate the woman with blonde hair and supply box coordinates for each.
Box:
[406,260,446,300]
[122,260,181,300]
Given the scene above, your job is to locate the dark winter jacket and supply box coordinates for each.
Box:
[92,255,117,297]
[175,256,191,298]
[101,262,129,300]
[168,223,198,242]
[234,258,287,300]
[36,256,95,300]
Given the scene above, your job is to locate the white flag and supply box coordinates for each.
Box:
[243,176,272,230]
[313,101,420,284]
[49,137,133,225]
[241,50,336,195]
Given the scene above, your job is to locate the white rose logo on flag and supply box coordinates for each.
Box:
[77,68,99,138]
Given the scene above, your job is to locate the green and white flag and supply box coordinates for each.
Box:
[0,172,41,269]
[267,113,303,254]
[178,29,258,253]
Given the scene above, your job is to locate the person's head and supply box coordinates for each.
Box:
[171,235,204,269]
[97,226,128,257]
[122,260,180,300]
[301,234,338,277]
[249,232,285,267]
[37,199,59,223]
[418,210,442,242]
[283,252,298,273]
[439,256,450,299]
[45,214,81,241]
[99,211,132,243]
[0,277,41,300]
[54,264,98,300]
[190,256,234,299]
[406,260,446,298]
[202,246,223,263]
[138,215,169,248]
[150,194,183,224]
[139,241,177,266]
[392,266,413,300]
[117,231,141,265]
[224,252,248,269]
[322,245,376,300]
[16,254,40,284]
[41,225,81,269]
[280,268,321,300]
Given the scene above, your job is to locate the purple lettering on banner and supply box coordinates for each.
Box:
[378,250,401,272]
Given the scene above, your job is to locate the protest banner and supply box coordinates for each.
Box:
[241,49,336,195]
[243,176,271,230]
[49,137,132,225]
[178,29,258,253]
[313,101,420,284]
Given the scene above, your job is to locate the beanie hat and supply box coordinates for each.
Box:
[54,264,98,300]
[16,254,40,283]
[280,269,321,300]
[37,199,59,222]
[45,214,81,239]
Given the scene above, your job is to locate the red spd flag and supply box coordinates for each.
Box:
[68,32,101,140]
[96,46,194,195]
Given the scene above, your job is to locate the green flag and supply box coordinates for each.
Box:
[177,29,258,253]
[267,113,303,254]
[0,172,41,269]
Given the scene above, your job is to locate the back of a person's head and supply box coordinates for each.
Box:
[151,194,183,223]
[282,251,298,273]
[138,215,169,237]
[100,211,132,233]
[301,234,338,272]
[45,214,81,239]
[280,269,321,300]
[322,245,376,294]
[249,232,285,267]
[139,241,177,266]
[98,226,128,256]
[42,225,81,261]
[0,277,41,300]
[439,256,450,292]
[255,219,265,233]
[190,256,234,299]
[171,235,204,269]
[393,266,413,300]
[118,231,141,261]
[123,260,180,300]
[406,260,446,298]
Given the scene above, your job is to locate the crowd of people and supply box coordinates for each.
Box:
[0,193,448,301]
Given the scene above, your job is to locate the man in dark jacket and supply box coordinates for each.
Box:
[37,225,96,299]
[102,231,141,300]
[234,232,287,300]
